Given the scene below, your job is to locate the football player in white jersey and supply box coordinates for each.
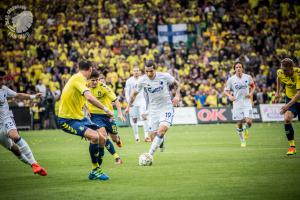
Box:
[125,62,180,158]
[224,62,256,147]
[125,66,151,143]
[0,71,47,176]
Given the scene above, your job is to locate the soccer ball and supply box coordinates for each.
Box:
[138,153,153,166]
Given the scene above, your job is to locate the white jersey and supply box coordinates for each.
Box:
[136,72,175,110]
[125,76,145,106]
[0,86,17,121]
[225,73,253,109]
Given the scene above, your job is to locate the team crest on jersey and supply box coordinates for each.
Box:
[160,81,163,85]
[79,126,84,131]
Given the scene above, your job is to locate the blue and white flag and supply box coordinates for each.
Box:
[158,24,188,44]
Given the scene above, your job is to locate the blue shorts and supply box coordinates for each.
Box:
[90,114,118,135]
[285,97,300,118]
[57,117,100,137]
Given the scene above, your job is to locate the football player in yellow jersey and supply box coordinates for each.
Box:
[86,70,126,164]
[275,58,299,155]
[57,60,114,180]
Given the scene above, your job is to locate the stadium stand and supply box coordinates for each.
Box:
[1,0,299,129]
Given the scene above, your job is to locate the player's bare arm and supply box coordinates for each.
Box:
[224,89,235,102]
[15,92,42,100]
[172,79,180,106]
[113,99,126,122]
[274,77,282,103]
[83,105,91,118]
[84,91,114,117]
[246,81,256,98]
[280,90,300,114]
[124,90,138,115]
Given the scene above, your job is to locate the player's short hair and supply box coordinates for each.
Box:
[281,58,294,69]
[90,69,100,79]
[233,62,244,70]
[0,71,6,77]
[79,60,92,70]
[145,60,157,69]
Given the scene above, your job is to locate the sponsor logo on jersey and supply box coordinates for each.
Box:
[234,83,248,90]
[147,86,164,93]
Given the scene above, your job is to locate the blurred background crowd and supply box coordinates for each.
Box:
[0,0,299,129]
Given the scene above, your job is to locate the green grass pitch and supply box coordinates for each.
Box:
[1,123,300,200]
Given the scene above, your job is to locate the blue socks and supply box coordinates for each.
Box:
[89,143,99,165]
[105,139,116,155]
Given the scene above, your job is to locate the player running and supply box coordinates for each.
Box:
[224,62,256,147]
[0,71,47,176]
[275,58,299,155]
[125,66,151,143]
[57,60,113,180]
[124,61,180,159]
[86,70,126,165]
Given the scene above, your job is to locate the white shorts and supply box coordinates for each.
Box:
[148,106,174,132]
[232,107,253,121]
[129,105,147,119]
[0,117,17,149]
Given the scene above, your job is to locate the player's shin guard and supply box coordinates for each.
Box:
[105,139,116,155]
[97,147,105,166]
[285,124,295,146]
[89,143,99,169]
[148,135,164,156]
[15,138,36,165]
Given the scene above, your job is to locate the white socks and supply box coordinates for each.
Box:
[149,135,164,156]
[143,120,149,139]
[16,138,36,165]
[131,121,139,141]
[17,154,31,165]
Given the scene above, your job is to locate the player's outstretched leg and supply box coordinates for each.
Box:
[105,139,122,164]
[10,143,31,165]
[148,125,168,156]
[13,136,47,176]
[284,111,296,155]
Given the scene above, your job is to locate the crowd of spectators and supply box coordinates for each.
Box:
[1,0,299,128]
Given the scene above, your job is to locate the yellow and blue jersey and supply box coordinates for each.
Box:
[277,68,300,102]
[58,72,89,119]
[86,82,117,115]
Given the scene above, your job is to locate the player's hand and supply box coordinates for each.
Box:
[280,104,289,115]
[118,113,126,122]
[35,93,43,98]
[86,110,91,118]
[124,107,130,115]
[274,93,280,103]
[107,110,114,117]
[229,96,236,102]
[172,96,180,106]
[141,113,148,120]
[246,93,253,99]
